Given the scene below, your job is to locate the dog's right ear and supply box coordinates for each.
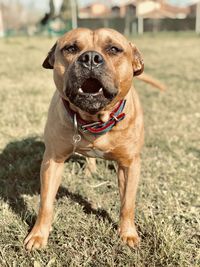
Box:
[42,42,57,69]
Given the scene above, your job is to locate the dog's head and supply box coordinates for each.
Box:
[43,28,144,115]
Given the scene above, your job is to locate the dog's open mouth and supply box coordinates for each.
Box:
[78,78,104,96]
[66,75,118,114]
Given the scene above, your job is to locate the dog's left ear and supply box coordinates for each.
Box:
[130,43,144,76]
[42,42,57,69]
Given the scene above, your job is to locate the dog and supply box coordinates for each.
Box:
[24,28,162,250]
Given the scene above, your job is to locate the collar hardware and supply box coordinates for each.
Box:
[72,113,82,154]
[110,114,119,122]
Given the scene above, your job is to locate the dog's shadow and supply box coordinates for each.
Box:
[0,137,115,228]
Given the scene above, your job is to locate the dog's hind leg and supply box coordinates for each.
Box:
[85,157,97,177]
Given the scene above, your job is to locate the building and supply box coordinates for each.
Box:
[112,0,189,19]
[137,1,189,19]
[79,2,110,18]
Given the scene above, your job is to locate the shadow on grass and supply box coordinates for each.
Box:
[0,137,115,227]
[57,187,116,228]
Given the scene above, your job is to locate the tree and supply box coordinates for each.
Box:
[40,0,55,25]
[60,0,71,20]
[40,0,78,28]
[60,0,78,28]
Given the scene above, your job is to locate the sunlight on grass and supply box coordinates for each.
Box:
[0,33,199,266]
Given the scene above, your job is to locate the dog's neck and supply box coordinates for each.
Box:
[67,100,120,123]
[61,97,127,136]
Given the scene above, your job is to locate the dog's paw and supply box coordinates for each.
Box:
[119,224,140,248]
[24,227,49,251]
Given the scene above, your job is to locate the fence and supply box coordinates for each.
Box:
[2,17,196,37]
[77,17,196,34]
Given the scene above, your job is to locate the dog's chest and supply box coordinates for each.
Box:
[78,147,105,159]
[76,134,111,159]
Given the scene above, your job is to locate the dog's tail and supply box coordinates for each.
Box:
[136,73,166,91]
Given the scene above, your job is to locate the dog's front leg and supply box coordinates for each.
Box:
[118,155,141,248]
[24,150,68,251]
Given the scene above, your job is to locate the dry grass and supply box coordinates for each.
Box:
[0,32,199,267]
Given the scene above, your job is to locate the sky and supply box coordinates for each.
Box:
[16,0,199,13]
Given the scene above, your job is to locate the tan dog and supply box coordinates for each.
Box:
[24,28,154,250]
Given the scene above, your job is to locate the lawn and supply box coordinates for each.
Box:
[0,32,199,267]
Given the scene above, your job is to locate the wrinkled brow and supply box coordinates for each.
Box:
[59,39,85,50]
[101,37,124,48]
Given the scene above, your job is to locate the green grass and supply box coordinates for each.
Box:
[0,33,199,267]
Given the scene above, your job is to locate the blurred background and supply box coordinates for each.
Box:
[0,0,200,37]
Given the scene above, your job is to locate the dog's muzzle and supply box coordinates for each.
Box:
[65,50,118,114]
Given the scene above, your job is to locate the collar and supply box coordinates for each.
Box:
[62,98,126,136]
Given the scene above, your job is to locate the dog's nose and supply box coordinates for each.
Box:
[78,51,104,70]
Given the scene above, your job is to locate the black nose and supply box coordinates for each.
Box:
[78,51,104,70]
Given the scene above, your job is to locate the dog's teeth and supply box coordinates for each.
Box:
[99,88,103,92]
[78,88,83,93]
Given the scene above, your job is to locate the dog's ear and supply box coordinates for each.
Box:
[42,42,57,69]
[130,43,144,76]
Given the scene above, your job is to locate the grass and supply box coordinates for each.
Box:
[0,32,199,267]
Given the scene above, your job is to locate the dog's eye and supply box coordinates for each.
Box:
[63,44,78,53]
[107,46,123,55]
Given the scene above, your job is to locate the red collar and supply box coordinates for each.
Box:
[62,98,126,135]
